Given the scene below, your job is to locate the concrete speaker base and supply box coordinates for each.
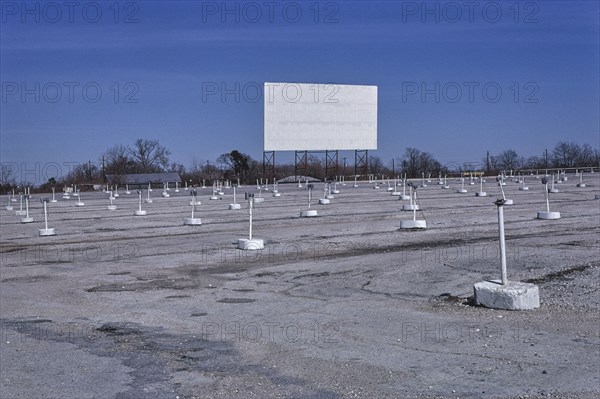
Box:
[183,218,202,225]
[476,192,487,197]
[237,238,264,250]
[300,210,318,217]
[39,228,56,236]
[229,203,241,210]
[400,220,427,229]
[21,217,34,223]
[537,211,560,220]
[474,280,540,310]
[134,210,147,216]
[319,199,330,205]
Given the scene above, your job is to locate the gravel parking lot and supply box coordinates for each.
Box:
[1,174,599,399]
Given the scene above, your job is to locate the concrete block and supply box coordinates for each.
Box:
[300,210,318,217]
[474,280,539,310]
[400,220,426,229]
[402,204,420,211]
[237,238,264,250]
[537,211,560,220]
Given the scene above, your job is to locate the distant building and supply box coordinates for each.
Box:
[106,173,181,188]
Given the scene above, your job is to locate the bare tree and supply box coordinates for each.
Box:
[62,164,88,185]
[247,159,261,183]
[552,141,579,168]
[189,158,203,174]
[526,155,545,170]
[202,161,221,181]
[307,155,324,179]
[103,145,132,176]
[402,148,420,177]
[127,139,170,173]
[0,164,16,190]
[496,149,520,171]
[180,158,204,186]
[168,162,186,174]
[369,156,384,176]
[400,148,442,177]
[577,143,595,166]
[551,141,599,167]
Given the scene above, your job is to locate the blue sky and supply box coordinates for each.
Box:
[1,0,599,182]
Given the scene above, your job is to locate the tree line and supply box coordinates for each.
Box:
[1,139,598,190]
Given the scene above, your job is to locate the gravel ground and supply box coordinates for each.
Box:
[1,174,599,399]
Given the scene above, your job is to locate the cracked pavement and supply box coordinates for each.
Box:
[1,176,599,398]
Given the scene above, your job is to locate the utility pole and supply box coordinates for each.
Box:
[486,151,490,174]
[102,156,106,182]
[544,149,548,169]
